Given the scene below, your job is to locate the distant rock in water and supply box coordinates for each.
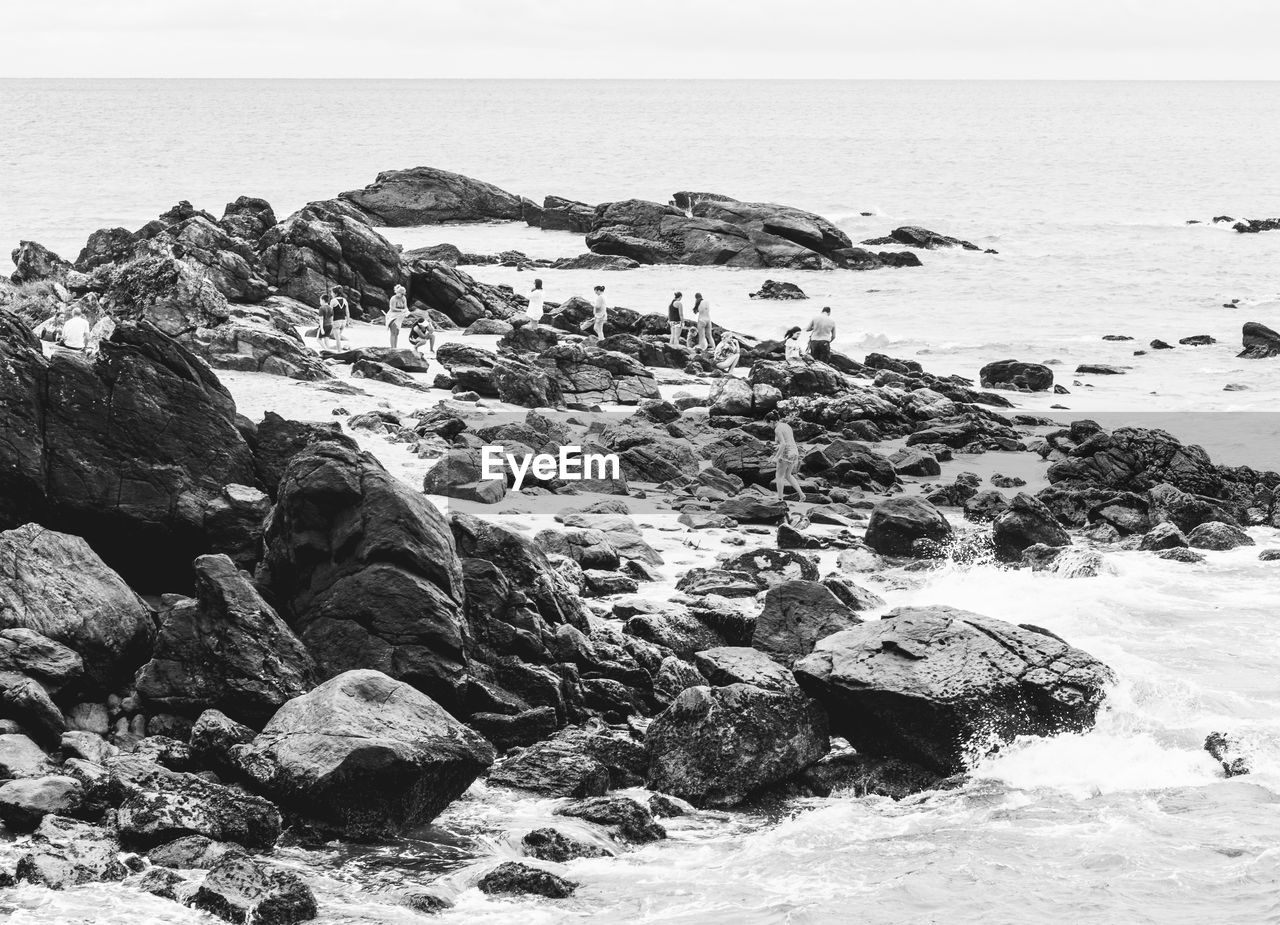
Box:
[860,226,981,250]
[1075,363,1126,375]
[1232,218,1280,233]
[526,195,596,233]
[979,359,1053,392]
[749,280,808,300]
[550,253,639,271]
[1204,731,1250,777]
[1238,321,1280,358]
[337,166,528,225]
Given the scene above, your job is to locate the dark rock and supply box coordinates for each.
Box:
[9,241,70,284]
[137,555,315,725]
[259,441,469,707]
[1233,218,1280,234]
[1150,339,1174,350]
[192,852,318,925]
[1158,547,1205,563]
[478,861,577,899]
[0,671,64,742]
[794,606,1114,774]
[862,226,979,250]
[468,707,558,752]
[532,195,597,233]
[232,670,494,838]
[979,359,1053,392]
[752,581,863,657]
[551,253,639,271]
[555,795,666,843]
[147,833,235,869]
[992,493,1071,562]
[1138,522,1188,551]
[864,498,952,556]
[220,196,278,245]
[522,827,611,862]
[717,496,789,525]
[1204,731,1250,777]
[1178,335,1215,346]
[0,628,83,694]
[1186,521,1254,550]
[1075,364,1126,375]
[749,280,808,300]
[338,166,526,225]
[0,775,83,830]
[15,815,128,889]
[405,259,526,326]
[889,447,941,477]
[1239,321,1280,359]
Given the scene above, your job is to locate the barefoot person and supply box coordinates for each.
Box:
[386,284,409,348]
[783,325,805,361]
[527,278,545,320]
[330,287,350,349]
[693,293,716,350]
[806,306,835,362]
[582,285,608,338]
[667,291,684,346]
[316,292,335,349]
[713,333,740,374]
[407,311,436,357]
[770,417,805,502]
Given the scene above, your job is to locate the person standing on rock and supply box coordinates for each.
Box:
[583,285,608,339]
[667,291,685,346]
[386,284,410,348]
[693,293,716,351]
[330,287,350,349]
[769,417,805,503]
[527,278,545,320]
[806,306,836,362]
[783,325,805,361]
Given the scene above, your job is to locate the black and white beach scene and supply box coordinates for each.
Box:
[2,3,1279,922]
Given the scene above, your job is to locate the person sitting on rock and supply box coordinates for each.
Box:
[713,334,741,374]
[386,284,410,348]
[330,288,350,349]
[693,293,716,350]
[59,306,90,352]
[317,292,335,349]
[806,306,836,362]
[407,311,436,357]
[783,325,805,361]
[667,291,685,347]
[769,416,805,503]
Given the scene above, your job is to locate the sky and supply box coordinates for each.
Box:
[4,0,1280,80]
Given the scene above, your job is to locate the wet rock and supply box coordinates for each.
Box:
[792,748,943,800]
[478,861,577,898]
[862,226,979,250]
[555,795,666,843]
[338,166,526,225]
[1157,547,1205,564]
[109,755,281,850]
[864,497,952,557]
[189,709,256,774]
[137,555,315,725]
[0,733,54,778]
[752,580,863,658]
[10,241,71,284]
[979,359,1053,392]
[531,195,597,233]
[1178,335,1215,346]
[1186,521,1254,550]
[1261,549,1280,562]
[401,890,454,914]
[644,678,828,808]
[1204,731,1250,777]
[147,834,235,869]
[1075,364,1126,375]
[794,605,1114,774]
[405,259,526,326]
[522,827,612,862]
[992,492,1071,562]
[647,792,686,817]
[1138,522,1188,551]
[1232,218,1280,234]
[0,775,83,830]
[749,280,808,300]
[15,815,128,889]
[138,865,192,901]
[260,441,469,707]
[1238,322,1280,359]
[192,851,318,924]
[551,252,639,271]
[232,670,494,838]
[1146,483,1238,532]
[468,707,558,752]
[488,739,607,797]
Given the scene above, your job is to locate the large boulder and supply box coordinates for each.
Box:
[979,359,1053,392]
[337,166,527,225]
[404,258,526,326]
[794,606,1114,774]
[259,441,469,709]
[14,815,128,889]
[992,493,1071,562]
[10,241,70,285]
[0,525,153,688]
[159,215,270,302]
[135,555,316,725]
[529,195,596,233]
[644,652,828,807]
[864,497,952,556]
[0,315,263,589]
[1046,426,1227,500]
[220,195,278,245]
[1239,321,1280,359]
[231,670,494,838]
[752,580,864,658]
[539,343,661,406]
[258,201,403,315]
[192,852,318,925]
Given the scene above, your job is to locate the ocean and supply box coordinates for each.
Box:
[2,79,1279,924]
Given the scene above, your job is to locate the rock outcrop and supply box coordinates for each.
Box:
[979,359,1053,392]
[337,166,527,225]
[1239,322,1280,359]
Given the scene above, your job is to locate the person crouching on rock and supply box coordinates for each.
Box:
[329,287,350,349]
[667,291,684,346]
[386,283,410,348]
[408,311,436,358]
[582,285,608,339]
[806,306,835,362]
[783,325,805,361]
[769,415,806,503]
[713,334,740,375]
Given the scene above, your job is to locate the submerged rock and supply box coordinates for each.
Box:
[864,497,952,557]
[191,852,318,925]
[232,670,494,838]
[794,606,1114,774]
[478,861,577,898]
[1238,322,1280,359]
[15,815,128,889]
[522,827,611,862]
[992,493,1071,562]
[979,359,1053,392]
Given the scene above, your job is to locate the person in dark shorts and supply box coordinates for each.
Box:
[667,291,684,346]
[806,306,835,362]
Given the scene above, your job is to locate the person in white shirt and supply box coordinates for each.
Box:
[783,325,805,361]
[527,279,545,320]
[582,285,607,338]
[60,307,90,351]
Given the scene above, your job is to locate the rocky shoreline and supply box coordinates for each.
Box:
[1,167,1278,922]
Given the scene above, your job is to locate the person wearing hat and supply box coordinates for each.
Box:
[386,283,409,348]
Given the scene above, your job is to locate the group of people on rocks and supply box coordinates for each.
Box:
[315,283,437,356]
[33,304,115,355]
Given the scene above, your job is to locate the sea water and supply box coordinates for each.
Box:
[1,79,1279,924]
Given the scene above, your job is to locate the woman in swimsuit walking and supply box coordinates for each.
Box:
[771,417,805,503]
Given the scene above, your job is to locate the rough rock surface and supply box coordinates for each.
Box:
[794,606,1114,774]
[864,497,953,556]
[192,852,318,925]
[338,166,527,225]
[232,670,494,838]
